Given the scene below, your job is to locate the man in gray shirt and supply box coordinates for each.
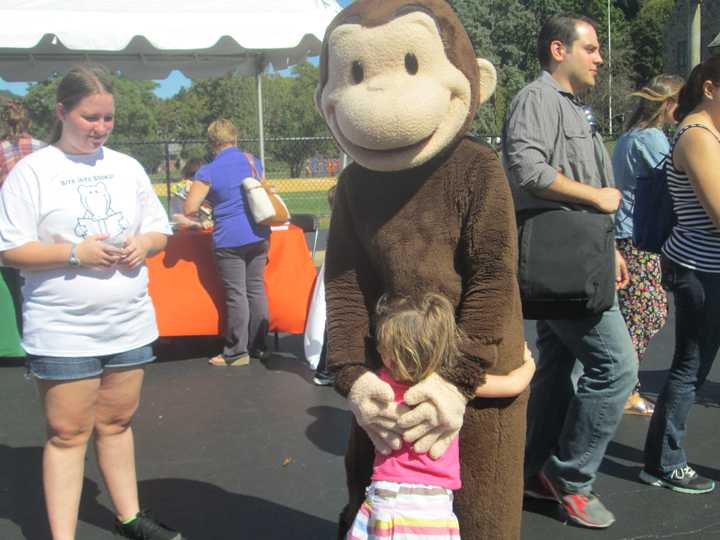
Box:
[502,14,637,529]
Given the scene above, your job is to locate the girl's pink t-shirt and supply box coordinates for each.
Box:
[371,369,461,490]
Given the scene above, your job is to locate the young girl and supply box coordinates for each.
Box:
[347,293,535,540]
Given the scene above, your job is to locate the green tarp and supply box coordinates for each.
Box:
[0,268,24,357]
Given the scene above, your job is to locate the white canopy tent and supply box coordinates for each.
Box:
[0,0,342,165]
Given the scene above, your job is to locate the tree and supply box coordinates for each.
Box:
[156,87,208,140]
[22,77,58,141]
[630,0,675,84]
[155,64,335,176]
[22,74,164,167]
[187,73,258,139]
[263,62,334,177]
[450,0,537,134]
[450,0,654,137]
[109,77,165,171]
[0,90,17,137]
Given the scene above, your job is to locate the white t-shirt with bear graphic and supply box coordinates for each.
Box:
[0,145,172,356]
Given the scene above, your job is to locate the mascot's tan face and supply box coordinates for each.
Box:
[317,9,496,172]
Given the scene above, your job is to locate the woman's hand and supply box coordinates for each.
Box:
[183,180,210,216]
[119,235,151,269]
[75,235,124,268]
[615,249,630,290]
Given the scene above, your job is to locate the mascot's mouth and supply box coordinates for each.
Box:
[329,109,436,155]
[326,107,438,155]
[325,93,462,160]
[356,132,435,154]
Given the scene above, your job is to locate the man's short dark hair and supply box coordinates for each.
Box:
[537,14,598,69]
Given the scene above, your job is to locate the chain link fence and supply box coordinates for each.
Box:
[111,134,514,230]
[112,136,344,227]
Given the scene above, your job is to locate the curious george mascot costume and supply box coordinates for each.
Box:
[317,1,527,538]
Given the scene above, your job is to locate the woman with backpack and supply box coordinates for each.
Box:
[639,57,720,495]
[612,74,684,416]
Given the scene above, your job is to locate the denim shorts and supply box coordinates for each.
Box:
[26,344,155,381]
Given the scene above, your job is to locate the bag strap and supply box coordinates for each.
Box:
[673,123,720,149]
[243,152,262,180]
[668,123,720,171]
[652,155,668,173]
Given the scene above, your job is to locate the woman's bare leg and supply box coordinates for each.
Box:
[39,377,100,540]
[93,367,145,522]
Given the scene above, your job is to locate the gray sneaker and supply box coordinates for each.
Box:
[640,465,716,494]
[538,471,616,528]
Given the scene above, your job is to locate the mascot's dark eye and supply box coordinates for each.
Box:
[405,53,418,75]
[351,61,364,84]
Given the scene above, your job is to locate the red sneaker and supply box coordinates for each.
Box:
[538,471,616,528]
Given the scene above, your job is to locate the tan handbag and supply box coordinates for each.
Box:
[242,153,290,226]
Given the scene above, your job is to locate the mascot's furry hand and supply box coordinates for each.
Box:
[399,374,469,459]
[348,372,403,455]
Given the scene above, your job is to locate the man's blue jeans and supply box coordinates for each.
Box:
[525,295,638,494]
[643,258,720,473]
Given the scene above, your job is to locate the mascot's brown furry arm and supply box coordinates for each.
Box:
[317,1,527,538]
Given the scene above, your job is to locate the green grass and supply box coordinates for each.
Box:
[281,191,331,218]
[158,190,333,228]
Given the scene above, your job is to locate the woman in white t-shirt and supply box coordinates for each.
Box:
[0,66,181,540]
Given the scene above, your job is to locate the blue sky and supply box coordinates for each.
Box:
[0,0,353,99]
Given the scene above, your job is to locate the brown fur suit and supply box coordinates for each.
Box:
[317,1,527,538]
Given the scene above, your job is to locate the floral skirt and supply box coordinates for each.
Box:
[616,238,668,360]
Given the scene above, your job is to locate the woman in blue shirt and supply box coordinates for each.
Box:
[612,74,683,415]
[185,119,270,366]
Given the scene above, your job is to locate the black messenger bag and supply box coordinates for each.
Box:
[517,207,616,320]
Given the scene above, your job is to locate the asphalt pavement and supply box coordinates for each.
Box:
[1,298,719,539]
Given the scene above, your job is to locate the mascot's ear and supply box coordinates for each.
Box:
[476,58,497,105]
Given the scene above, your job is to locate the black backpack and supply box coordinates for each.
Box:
[632,157,676,254]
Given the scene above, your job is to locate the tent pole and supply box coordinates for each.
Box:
[256,60,266,171]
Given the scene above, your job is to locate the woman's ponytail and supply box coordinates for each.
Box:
[675,56,720,123]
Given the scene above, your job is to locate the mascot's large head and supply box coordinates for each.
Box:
[316,0,496,172]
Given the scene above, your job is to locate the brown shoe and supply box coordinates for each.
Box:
[624,392,655,416]
[208,354,250,366]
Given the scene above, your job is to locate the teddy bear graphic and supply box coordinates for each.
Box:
[74,182,129,246]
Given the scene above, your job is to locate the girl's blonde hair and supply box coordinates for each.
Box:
[375,293,461,384]
[626,74,684,130]
[207,118,238,152]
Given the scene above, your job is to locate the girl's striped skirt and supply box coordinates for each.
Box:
[346,480,461,539]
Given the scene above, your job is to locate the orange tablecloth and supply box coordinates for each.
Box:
[147,225,317,337]
[264,226,318,333]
